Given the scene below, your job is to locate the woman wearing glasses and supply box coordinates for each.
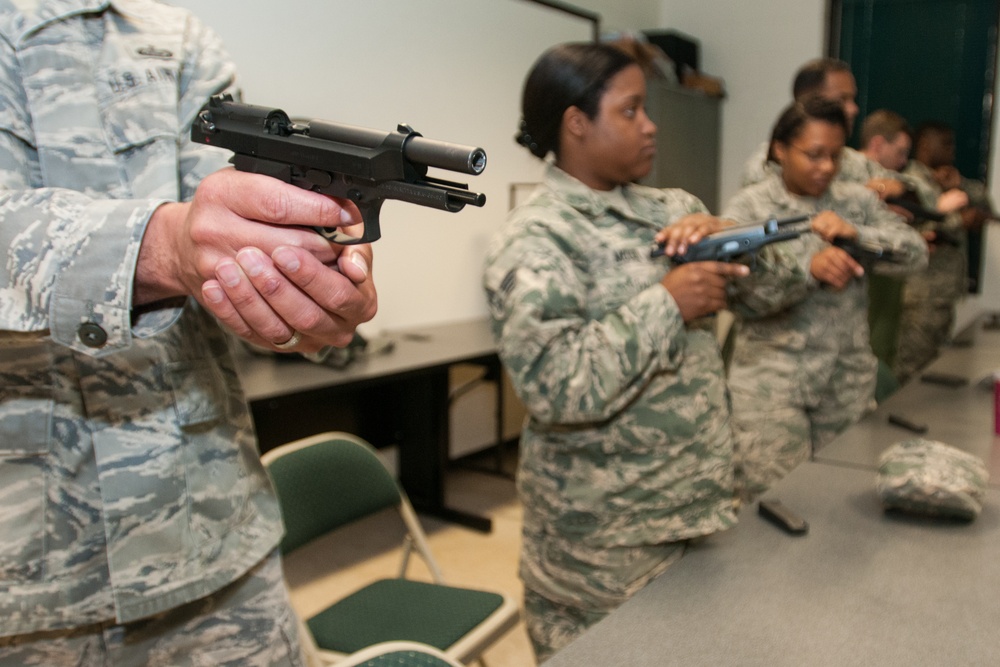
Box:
[723,95,927,502]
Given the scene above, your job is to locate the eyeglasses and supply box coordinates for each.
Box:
[788,145,842,165]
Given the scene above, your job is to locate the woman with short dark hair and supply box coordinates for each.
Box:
[724,95,928,501]
[483,42,748,661]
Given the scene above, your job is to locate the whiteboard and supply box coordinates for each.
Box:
[170,0,594,333]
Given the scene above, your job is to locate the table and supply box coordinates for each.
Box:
[237,317,502,532]
[544,462,1000,666]
[543,320,1000,666]
[815,322,1000,485]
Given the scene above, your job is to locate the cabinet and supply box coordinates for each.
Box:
[640,80,723,212]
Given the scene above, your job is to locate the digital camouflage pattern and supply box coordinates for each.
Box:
[483,164,737,657]
[0,0,283,639]
[742,143,898,189]
[520,538,684,662]
[741,141,935,203]
[743,139,949,384]
[895,160,986,384]
[723,174,928,500]
[877,438,988,520]
[0,552,307,666]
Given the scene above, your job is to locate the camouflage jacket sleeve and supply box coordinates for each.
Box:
[0,4,235,355]
[901,160,965,236]
[484,210,688,427]
[961,177,997,216]
[897,170,940,210]
[721,184,820,319]
[849,185,929,277]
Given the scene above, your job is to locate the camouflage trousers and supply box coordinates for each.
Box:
[894,248,965,385]
[519,516,686,662]
[0,550,308,667]
[893,300,954,385]
[729,373,874,502]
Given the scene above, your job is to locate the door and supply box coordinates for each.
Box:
[831,0,999,289]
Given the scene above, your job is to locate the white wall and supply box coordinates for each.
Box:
[568,0,660,34]
[656,0,827,206]
[172,0,602,335]
[171,0,997,332]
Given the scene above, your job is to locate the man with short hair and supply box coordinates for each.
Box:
[0,1,377,664]
[860,109,912,173]
[895,121,995,383]
[740,58,903,200]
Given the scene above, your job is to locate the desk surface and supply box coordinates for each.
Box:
[237,317,497,402]
[815,322,1000,484]
[544,321,1000,666]
[544,461,1000,666]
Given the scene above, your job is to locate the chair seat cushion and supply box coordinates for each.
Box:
[307,578,505,653]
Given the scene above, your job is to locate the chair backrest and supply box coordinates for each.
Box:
[263,433,402,554]
[335,641,465,667]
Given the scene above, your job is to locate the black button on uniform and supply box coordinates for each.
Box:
[78,322,108,348]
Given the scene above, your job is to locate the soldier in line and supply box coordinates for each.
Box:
[860,110,916,174]
[741,58,904,201]
[857,110,968,385]
[858,110,970,215]
[896,121,996,383]
[740,62,913,403]
[483,42,748,661]
[0,1,376,665]
[723,97,927,501]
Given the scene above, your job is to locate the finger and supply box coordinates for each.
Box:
[188,174,343,263]
[271,247,377,341]
[658,227,687,255]
[335,245,373,285]
[708,261,751,278]
[201,279,259,343]
[831,257,863,283]
[217,253,298,345]
[235,247,357,349]
[834,250,864,277]
[810,214,832,239]
[215,171,353,230]
[336,199,365,229]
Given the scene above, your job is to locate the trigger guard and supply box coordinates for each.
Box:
[313,225,379,245]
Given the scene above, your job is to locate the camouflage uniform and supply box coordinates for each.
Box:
[483,164,737,661]
[0,1,296,663]
[740,142,900,189]
[876,438,989,521]
[895,160,980,384]
[723,174,927,500]
[744,143,937,388]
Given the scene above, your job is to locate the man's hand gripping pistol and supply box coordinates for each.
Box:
[191,94,488,244]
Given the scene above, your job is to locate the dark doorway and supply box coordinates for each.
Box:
[829,0,999,290]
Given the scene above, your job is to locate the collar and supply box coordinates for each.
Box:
[759,171,833,215]
[0,0,112,45]
[542,162,650,223]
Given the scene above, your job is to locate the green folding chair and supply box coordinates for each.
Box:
[335,641,465,667]
[262,432,519,665]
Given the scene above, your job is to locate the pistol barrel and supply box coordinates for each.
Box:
[307,120,486,175]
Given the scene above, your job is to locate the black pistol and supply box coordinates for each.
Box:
[651,214,809,267]
[191,94,487,244]
[831,236,903,267]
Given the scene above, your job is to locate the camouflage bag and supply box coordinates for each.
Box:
[876,438,989,520]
